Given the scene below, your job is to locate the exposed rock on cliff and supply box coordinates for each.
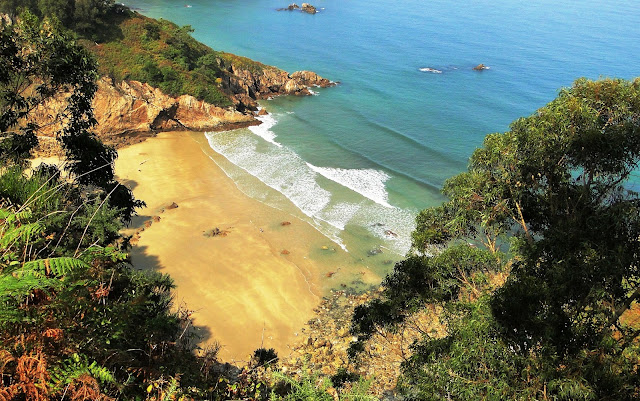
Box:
[31,56,335,153]
[31,77,257,151]
[218,55,335,111]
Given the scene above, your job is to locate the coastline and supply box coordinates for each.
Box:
[114,131,332,361]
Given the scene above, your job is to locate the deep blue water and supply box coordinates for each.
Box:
[124,0,640,257]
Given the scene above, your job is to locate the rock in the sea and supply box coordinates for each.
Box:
[473,63,489,70]
[277,3,300,11]
[301,3,317,13]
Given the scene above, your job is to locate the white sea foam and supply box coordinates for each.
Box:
[205,130,415,255]
[248,111,281,147]
[315,202,361,231]
[355,203,417,254]
[419,67,442,74]
[206,132,333,221]
[206,131,356,250]
[307,164,393,208]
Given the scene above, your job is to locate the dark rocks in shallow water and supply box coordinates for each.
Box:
[473,63,489,71]
[277,2,318,13]
[367,247,383,256]
[384,229,398,237]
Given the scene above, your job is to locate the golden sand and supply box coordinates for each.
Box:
[114,131,328,361]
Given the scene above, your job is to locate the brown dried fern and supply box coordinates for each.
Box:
[66,374,114,401]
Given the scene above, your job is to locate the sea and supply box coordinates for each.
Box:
[123,0,640,278]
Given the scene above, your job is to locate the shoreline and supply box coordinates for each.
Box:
[114,131,334,361]
[34,129,387,361]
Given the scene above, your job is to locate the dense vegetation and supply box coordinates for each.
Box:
[0,0,269,107]
[350,78,640,400]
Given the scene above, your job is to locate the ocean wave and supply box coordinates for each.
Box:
[248,110,281,147]
[419,67,442,74]
[307,163,392,208]
[204,129,416,255]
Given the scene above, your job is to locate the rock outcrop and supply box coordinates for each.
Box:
[473,63,489,71]
[277,3,318,13]
[31,77,257,150]
[218,57,335,111]
[31,57,335,153]
[301,3,317,13]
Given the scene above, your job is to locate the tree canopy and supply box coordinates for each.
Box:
[351,77,640,400]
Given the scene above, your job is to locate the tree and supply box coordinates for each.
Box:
[351,78,640,400]
[0,13,142,221]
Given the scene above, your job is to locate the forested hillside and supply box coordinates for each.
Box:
[350,78,640,400]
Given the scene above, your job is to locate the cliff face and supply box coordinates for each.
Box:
[218,56,336,111]
[92,78,257,145]
[31,59,335,153]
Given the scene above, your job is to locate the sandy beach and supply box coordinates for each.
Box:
[114,131,331,361]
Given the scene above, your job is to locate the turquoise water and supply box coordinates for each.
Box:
[124,0,640,258]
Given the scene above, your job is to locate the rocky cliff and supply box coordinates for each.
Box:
[217,54,336,111]
[32,61,335,153]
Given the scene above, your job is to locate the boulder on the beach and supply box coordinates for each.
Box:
[473,63,489,71]
[281,221,292,226]
[258,108,268,116]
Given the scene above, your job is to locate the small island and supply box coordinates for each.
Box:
[277,3,318,14]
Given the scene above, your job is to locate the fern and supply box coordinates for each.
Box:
[50,353,115,392]
[0,220,42,250]
[22,257,89,277]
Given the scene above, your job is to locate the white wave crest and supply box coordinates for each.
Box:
[248,111,281,147]
[307,164,392,208]
[206,132,333,219]
[419,67,442,74]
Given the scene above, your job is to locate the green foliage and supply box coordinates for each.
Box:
[0,12,96,165]
[400,299,538,401]
[350,244,502,353]
[351,78,640,400]
[330,368,360,389]
[87,14,233,107]
[0,13,142,222]
[270,370,374,401]
[49,353,116,392]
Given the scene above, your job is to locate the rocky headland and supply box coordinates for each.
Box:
[32,58,335,154]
